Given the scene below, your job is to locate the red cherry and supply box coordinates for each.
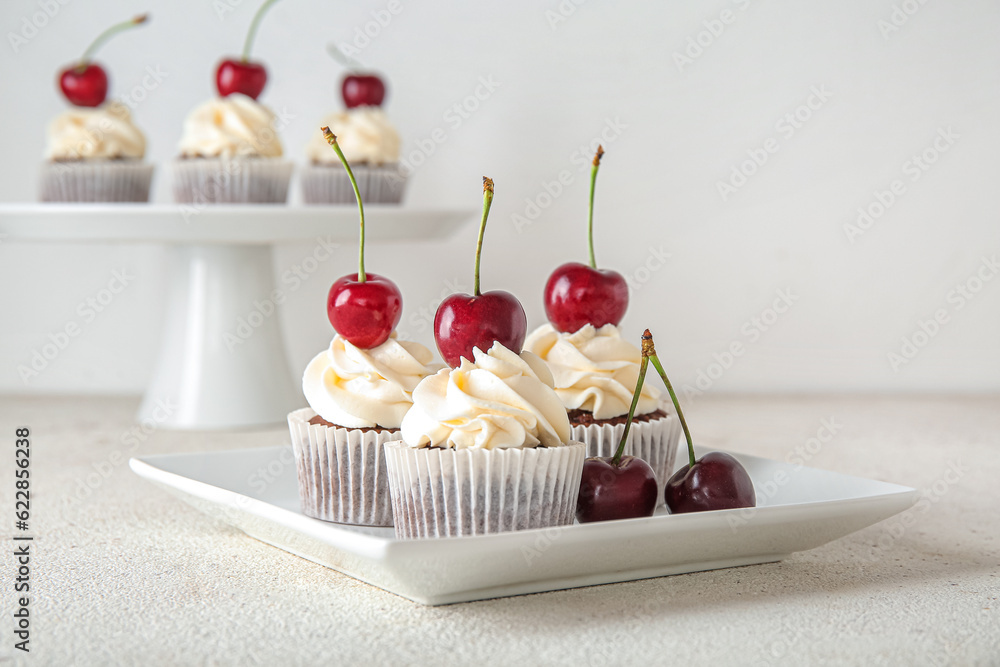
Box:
[327,273,402,349]
[543,147,630,333]
[433,177,527,367]
[216,59,268,99]
[665,452,756,514]
[58,63,108,107]
[434,291,527,368]
[341,73,386,108]
[576,455,659,523]
[56,14,147,108]
[544,262,629,333]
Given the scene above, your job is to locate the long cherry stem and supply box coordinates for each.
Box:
[642,329,695,468]
[323,127,366,282]
[587,145,604,269]
[242,0,280,62]
[474,177,494,296]
[326,42,362,70]
[611,353,648,467]
[79,14,148,67]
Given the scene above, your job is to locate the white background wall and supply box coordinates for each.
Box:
[1,0,998,396]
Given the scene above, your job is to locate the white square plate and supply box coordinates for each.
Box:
[130,446,916,605]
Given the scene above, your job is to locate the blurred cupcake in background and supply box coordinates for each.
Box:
[172,93,292,204]
[303,58,405,204]
[173,0,292,204]
[41,13,153,202]
[41,103,153,202]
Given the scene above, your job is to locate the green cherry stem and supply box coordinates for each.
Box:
[642,329,696,467]
[242,0,280,62]
[326,42,362,70]
[79,14,149,69]
[587,145,604,269]
[474,177,495,297]
[611,352,649,467]
[323,127,366,282]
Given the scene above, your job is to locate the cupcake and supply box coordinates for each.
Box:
[384,342,587,539]
[40,102,153,203]
[42,13,153,202]
[523,323,680,503]
[302,71,405,204]
[173,93,292,203]
[287,333,440,526]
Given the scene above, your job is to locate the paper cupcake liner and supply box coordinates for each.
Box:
[39,160,153,203]
[384,441,586,539]
[301,163,407,204]
[287,408,395,526]
[172,158,293,204]
[570,412,680,506]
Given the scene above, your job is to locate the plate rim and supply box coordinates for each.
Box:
[129,444,919,554]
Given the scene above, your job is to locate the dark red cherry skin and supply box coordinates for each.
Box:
[341,74,385,108]
[577,455,659,523]
[327,272,402,349]
[544,262,629,334]
[216,59,268,99]
[433,291,527,368]
[59,63,108,107]
[665,452,756,514]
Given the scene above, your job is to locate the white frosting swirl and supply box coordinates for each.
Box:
[307,107,399,165]
[302,333,440,429]
[523,324,661,420]
[401,342,572,450]
[178,94,283,158]
[45,102,146,160]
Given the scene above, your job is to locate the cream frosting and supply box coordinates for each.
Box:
[307,107,399,165]
[45,102,146,160]
[178,94,283,158]
[401,342,572,450]
[523,324,661,420]
[302,333,440,430]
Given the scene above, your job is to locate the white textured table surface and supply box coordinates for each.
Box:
[1,394,997,666]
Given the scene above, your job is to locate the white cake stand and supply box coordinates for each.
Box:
[0,204,474,430]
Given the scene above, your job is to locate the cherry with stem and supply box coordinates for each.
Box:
[58,14,149,108]
[642,330,757,513]
[215,0,280,99]
[325,43,386,108]
[543,145,629,333]
[576,337,659,523]
[433,178,527,368]
[323,127,401,349]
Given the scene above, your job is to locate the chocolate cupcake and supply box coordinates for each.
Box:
[384,342,586,539]
[524,323,680,504]
[288,333,439,526]
[302,108,405,204]
[173,94,292,204]
[40,102,153,202]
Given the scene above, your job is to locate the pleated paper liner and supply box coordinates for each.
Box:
[287,408,394,527]
[384,441,586,539]
[300,163,407,204]
[172,158,293,203]
[39,160,154,202]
